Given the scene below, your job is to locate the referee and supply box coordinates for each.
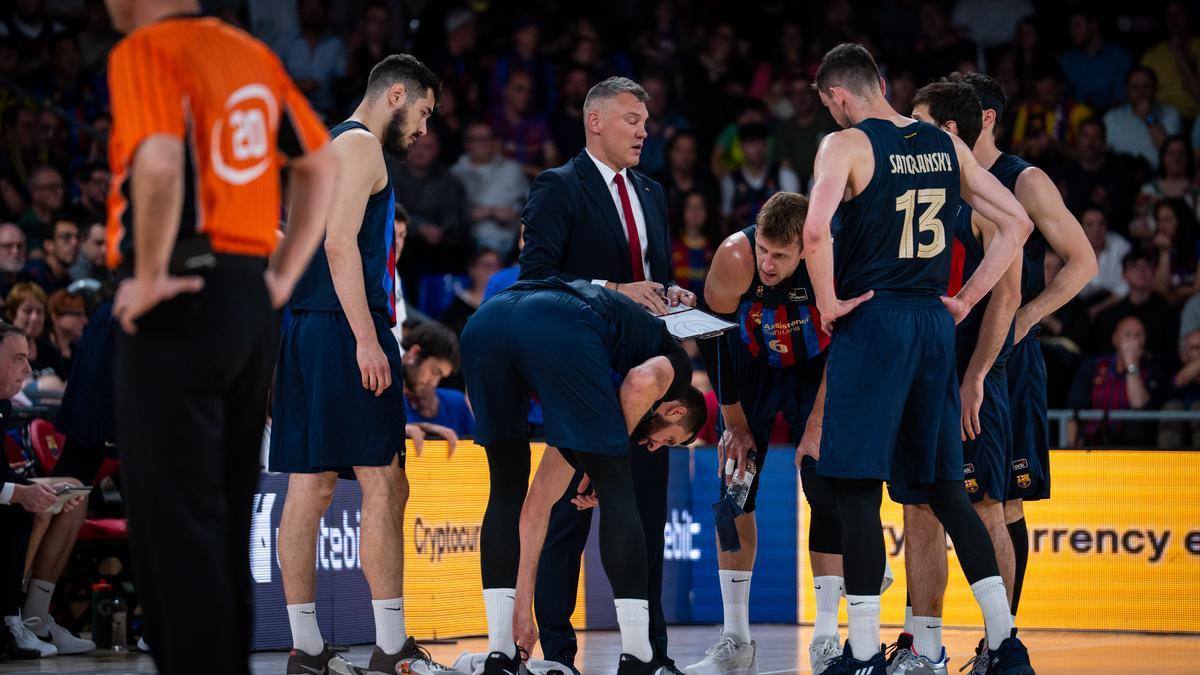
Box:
[104,2,336,673]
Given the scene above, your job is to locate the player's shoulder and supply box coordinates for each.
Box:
[715,229,752,262]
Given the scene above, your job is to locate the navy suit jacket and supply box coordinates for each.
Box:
[519,150,671,284]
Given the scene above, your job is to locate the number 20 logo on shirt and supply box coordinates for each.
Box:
[211,84,278,186]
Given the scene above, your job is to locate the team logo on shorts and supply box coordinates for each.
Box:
[787,288,809,303]
[963,463,975,475]
[1012,459,1028,471]
[964,478,979,493]
[1016,473,1031,489]
[768,339,790,354]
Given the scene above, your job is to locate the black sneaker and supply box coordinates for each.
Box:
[482,645,530,675]
[823,641,888,674]
[286,644,357,674]
[615,653,669,674]
[985,629,1034,675]
[0,623,40,661]
[366,637,467,673]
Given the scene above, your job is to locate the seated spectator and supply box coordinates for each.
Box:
[1150,197,1200,304]
[42,290,87,378]
[274,0,346,120]
[439,249,502,336]
[671,191,719,297]
[1010,64,1093,161]
[1080,208,1131,314]
[720,123,799,228]
[0,108,39,218]
[21,215,79,294]
[548,65,590,161]
[1160,329,1200,447]
[17,166,64,254]
[654,131,720,224]
[66,162,109,227]
[489,70,559,178]
[1141,1,1200,120]
[390,128,467,285]
[5,283,66,392]
[69,221,109,284]
[911,0,978,85]
[340,2,399,109]
[775,74,836,189]
[639,74,689,177]
[888,69,918,117]
[490,18,556,116]
[1040,252,1088,407]
[405,385,475,438]
[1058,118,1141,230]
[1103,67,1181,171]
[1092,250,1180,371]
[1182,292,1200,338]
[450,121,529,256]
[1058,7,1132,110]
[1130,135,1200,240]
[1068,316,1164,446]
[0,224,27,300]
[399,320,462,440]
[711,98,769,177]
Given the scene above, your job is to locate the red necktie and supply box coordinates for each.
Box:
[614,173,646,282]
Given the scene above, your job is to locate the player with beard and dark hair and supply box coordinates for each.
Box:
[269,54,458,675]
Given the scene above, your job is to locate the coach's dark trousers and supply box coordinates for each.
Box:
[0,489,34,617]
[536,442,670,671]
[115,257,276,675]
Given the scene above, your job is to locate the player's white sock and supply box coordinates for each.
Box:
[719,570,752,642]
[903,604,914,635]
[22,579,53,631]
[372,597,407,655]
[286,602,324,656]
[483,588,516,658]
[813,575,843,639]
[846,594,880,662]
[913,616,942,658]
[614,598,654,662]
[971,577,1013,651]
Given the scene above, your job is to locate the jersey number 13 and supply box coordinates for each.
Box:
[895,188,946,259]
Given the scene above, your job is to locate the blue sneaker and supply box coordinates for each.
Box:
[823,641,887,674]
[984,629,1034,675]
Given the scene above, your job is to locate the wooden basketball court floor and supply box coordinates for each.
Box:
[0,624,1190,674]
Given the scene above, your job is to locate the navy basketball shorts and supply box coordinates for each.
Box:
[269,310,407,474]
[818,294,963,495]
[1006,330,1050,501]
[461,289,630,457]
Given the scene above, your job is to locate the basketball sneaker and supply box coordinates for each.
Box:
[983,629,1034,675]
[3,617,55,657]
[286,644,357,675]
[886,644,947,674]
[363,637,467,674]
[962,637,988,675]
[809,634,842,674]
[821,642,886,675]
[682,635,757,674]
[481,647,530,675]
[616,653,671,674]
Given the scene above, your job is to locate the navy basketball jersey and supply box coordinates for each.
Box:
[988,153,1043,307]
[290,120,398,323]
[831,119,961,298]
[735,225,829,368]
[947,204,1015,364]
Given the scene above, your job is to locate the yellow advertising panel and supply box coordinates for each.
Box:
[402,441,586,639]
[800,450,1200,633]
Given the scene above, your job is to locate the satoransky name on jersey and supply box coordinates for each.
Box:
[888,152,954,175]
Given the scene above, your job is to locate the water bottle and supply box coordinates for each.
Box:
[727,450,757,509]
[110,592,127,651]
[91,582,114,648]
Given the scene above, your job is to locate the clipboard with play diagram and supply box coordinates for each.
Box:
[657,303,737,340]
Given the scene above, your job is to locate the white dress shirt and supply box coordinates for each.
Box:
[586,149,651,284]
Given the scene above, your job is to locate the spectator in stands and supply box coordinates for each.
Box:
[1040,252,1089,407]
[41,289,86,376]
[655,131,720,226]
[390,127,467,281]
[888,69,918,117]
[341,2,398,109]
[39,32,105,127]
[711,98,769,177]
[639,74,688,177]
[426,9,483,114]
[439,248,502,336]
[3,0,65,79]
[6,283,47,343]
[670,191,719,297]
[1059,118,1141,230]
[683,20,750,146]
[67,162,108,227]
[405,381,474,440]
[992,16,1055,102]
[1141,1,1200,120]
[1069,316,1164,446]
[911,0,978,85]
[1131,136,1200,241]
[0,108,40,217]
[1010,63,1093,160]
[952,0,1032,55]
[1160,328,1200,447]
[1151,198,1200,304]
[398,320,462,435]
[0,224,27,299]
[1182,293,1200,338]
[720,123,798,228]
[4,282,65,397]
[69,221,107,283]
[548,65,590,161]
[22,215,78,293]
[17,166,64,253]
[34,109,72,174]
[491,18,555,115]
[275,0,346,119]
[1058,8,1131,110]
[1103,67,1181,171]
[775,74,836,190]
[1092,250,1180,371]
[451,121,528,256]
[76,0,120,73]
[1081,207,1132,314]
[490,69,559,177]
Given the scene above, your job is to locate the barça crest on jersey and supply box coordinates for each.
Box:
[1016,473,1031,489]
[787,288,809,303]
[964,478,979,493]
[1012,459,1028,471]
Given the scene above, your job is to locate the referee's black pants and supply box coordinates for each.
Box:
[536,443,670,671]
[115,258,276,675]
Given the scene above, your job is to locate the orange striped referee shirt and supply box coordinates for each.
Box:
[105,15,329,270]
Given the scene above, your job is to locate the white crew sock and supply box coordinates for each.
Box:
[903,604,914,635]
[913,616,942,659]
[371,597,407,655]
[719,570,753,642]
[846,594,881,662]
[22,579,54,631]
[483,588,516,658]
[614,598,654,662]
[286,603,324,656]
[813,576,843,639]
[971,576,1013,651]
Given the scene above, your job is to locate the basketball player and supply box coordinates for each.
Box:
[802,44,1034,675]
[678,191,841,675]
[460,277,706,675]
[936,72,1096,670]
[881,81,1025,675]
[270,55,460,675]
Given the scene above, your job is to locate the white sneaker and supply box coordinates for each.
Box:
[137,635,151,652]
[887,646,949,674]
[4,616,57,657]
[31,615,96,654]
[682,635,757,675]
[809,634,842,675]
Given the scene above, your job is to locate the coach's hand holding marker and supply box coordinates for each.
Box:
[614,280,670,315]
